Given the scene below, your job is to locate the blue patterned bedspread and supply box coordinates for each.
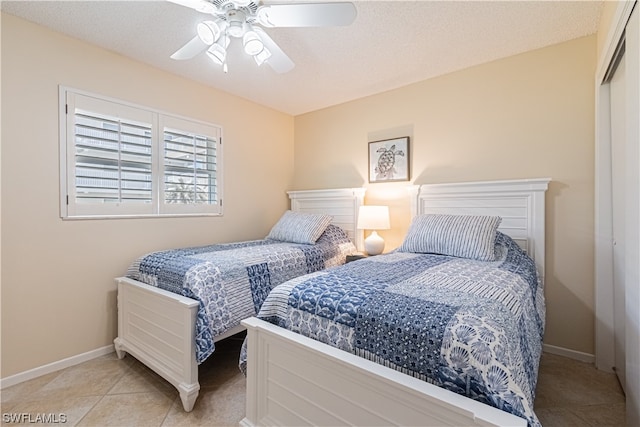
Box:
[126,224,356,363]
[242,232,544,426]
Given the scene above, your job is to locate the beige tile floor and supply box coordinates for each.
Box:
[535,352,627,426]
[1,333,627,427]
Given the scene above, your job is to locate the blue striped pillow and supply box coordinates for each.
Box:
[398,214,502,261]
[266,210,333,244]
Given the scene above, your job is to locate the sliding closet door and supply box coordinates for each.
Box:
[596,2,639,425]
[610,53,626,391]
[611,3,640,423]
[624,6,640,426]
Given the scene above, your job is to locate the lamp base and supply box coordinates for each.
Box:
[364,231,385,255]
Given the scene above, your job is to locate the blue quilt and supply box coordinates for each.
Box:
[126,224,356,363]
[242,232,544,426]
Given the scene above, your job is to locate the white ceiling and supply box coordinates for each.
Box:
[2,0,603,115]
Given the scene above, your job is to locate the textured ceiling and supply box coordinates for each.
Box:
[1,0,603,115]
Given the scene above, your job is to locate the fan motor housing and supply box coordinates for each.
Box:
[226,9,247,37]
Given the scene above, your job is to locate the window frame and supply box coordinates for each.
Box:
[59,86,223,219]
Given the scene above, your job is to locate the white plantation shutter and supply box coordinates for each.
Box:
[65,93,156,217]
[74,111,153,204]
[61,88,222,218]
[160,116,221,215]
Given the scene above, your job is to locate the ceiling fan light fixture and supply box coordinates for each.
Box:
[254,47,272,66]
[171,0,357,74]
[206,32,230,66]
[206,44,227,65]
[196,20,222,45]
[243,30,264,55]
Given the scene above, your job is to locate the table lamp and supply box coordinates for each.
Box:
[357,205,390,255]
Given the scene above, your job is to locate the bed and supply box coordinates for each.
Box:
[113,187,365,412]
[241,178,550,427]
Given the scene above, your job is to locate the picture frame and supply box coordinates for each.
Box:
[368,136,410,183]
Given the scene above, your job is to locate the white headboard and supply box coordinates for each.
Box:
[412,178,550,279]
[287,188,366,251]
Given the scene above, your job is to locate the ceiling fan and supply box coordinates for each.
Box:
[168,0,357,73]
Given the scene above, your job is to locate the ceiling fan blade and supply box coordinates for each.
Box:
[170,35,208,60]
[253,27,295,73]
[257,2,357,28]
[167,0,218,14]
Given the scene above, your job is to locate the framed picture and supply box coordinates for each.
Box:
[368,136,410,183]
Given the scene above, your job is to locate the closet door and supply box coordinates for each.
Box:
[624,5,640,426]
[596,2,639,425]
[609,53,626,391]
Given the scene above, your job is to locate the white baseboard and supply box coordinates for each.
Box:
[0,342,595,389]
[543,343,595,364]
[0,344,115,389]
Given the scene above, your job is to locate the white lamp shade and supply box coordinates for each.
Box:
[357,205,390,256]
[357,205,390,230]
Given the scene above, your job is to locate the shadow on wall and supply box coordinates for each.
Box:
[295,162,365,191]
[543,179,595,352]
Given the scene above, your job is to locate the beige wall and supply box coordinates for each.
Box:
[1,14,294,377]
[294,36,597,355]
[1,11,599,378]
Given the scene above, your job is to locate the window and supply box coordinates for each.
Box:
[60,88,222,218]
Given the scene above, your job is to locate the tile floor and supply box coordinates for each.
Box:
[1,332,627,426]
[534,352,626,426]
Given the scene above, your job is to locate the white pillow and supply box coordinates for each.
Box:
[266,210,333,244]
[398,214,502,261]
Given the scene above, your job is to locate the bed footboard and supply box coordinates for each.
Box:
[241,317,526,427]
[114,277,200,412]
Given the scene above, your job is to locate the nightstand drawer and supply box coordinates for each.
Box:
[346,254,368,263]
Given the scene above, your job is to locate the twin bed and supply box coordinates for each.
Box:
[114,178,550,426]
[114,187,366,412]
